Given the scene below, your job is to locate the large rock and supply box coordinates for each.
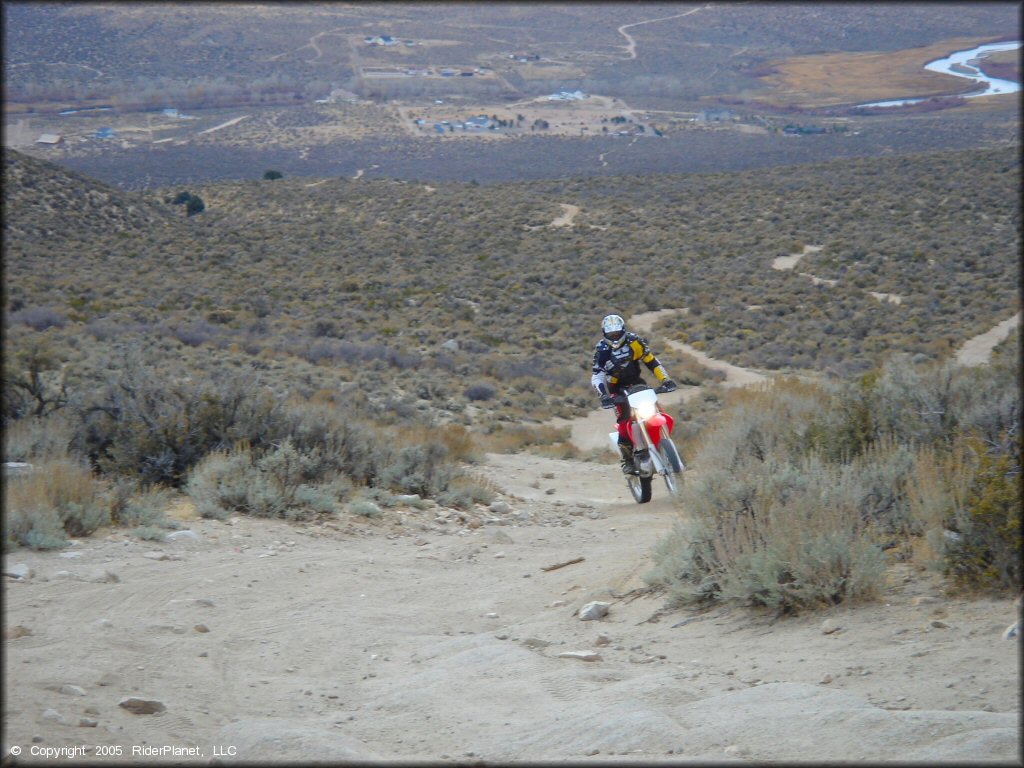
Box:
[166,529,200,542]
[4,563,34,580]
[578,601,610,621]
[557,651,602,662]
[488,500,512,515]
[118,698,166,715]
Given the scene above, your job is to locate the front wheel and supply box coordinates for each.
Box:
[627,472,652,504]
[658,430,684,496]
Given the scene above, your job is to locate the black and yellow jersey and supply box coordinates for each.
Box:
[591,332,669,392]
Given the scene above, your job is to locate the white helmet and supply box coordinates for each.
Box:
[601,314,626,348]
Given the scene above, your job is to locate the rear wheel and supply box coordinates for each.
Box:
[627,472,652,503]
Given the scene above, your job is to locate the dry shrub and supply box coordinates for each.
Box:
[647,378,900,613]
[398,423,479,463]
[2,412,73,462]
[909,434,1021,592]
[4,458,109,549]
[438,475,496,510]
[907,440,976,570]
[103,477,174,530]
[186,445,253,520]
[186,439,342,521]
[77,355,287,487]
[650,452,888,612]
[474,423,571,453]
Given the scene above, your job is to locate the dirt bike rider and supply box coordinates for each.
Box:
[591,314,677,474]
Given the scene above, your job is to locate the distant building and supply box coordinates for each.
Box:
[697,109,733,123]
[464,115,494,129]
[94,127,116,139]
[317,88,361,104]
[162,107,179,117]
[547,90,586,101]
[35,134,63,145]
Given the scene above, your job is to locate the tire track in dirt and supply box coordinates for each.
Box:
[631,308,769,389]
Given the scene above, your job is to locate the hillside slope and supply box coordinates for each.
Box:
[3,151,174,241]
[3,145,1019,428]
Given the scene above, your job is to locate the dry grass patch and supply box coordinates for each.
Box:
[755,36,992,107]
[4,458,109,548]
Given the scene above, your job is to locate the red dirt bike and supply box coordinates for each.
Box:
[605,383,685,503]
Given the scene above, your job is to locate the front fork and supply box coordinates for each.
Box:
[630,419,654,477]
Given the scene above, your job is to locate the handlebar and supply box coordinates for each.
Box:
[601,381,676,408]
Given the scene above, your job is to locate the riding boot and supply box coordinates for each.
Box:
[618,443,635,474]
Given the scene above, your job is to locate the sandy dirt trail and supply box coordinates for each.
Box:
[955,311,1021,366]
[196,116,249,136]
[2,312,1019,763]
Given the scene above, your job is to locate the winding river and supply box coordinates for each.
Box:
[859,40,1021,108]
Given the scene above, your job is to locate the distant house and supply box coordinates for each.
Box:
[327,88,360,103]
[547,90,586,101]
[162,107,179,118]
[35,134,63,145]
[464,115,494,129]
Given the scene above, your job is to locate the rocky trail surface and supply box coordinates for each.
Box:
[3,312,1020,763]
[3,456,1018,764]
